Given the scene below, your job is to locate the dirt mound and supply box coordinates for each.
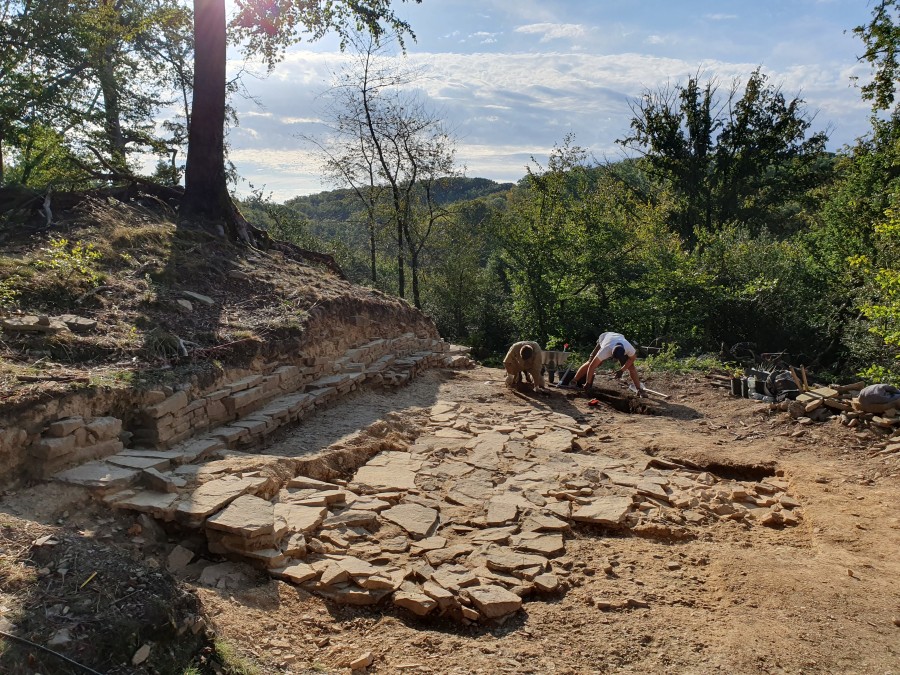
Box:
[0,514,207,674]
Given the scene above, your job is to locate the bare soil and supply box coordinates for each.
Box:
[1,365,899,674]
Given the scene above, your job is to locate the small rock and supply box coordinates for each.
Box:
[348,651,374,669]
[167,544,194,573]
[47,629,71,646]
[132,643,152,666]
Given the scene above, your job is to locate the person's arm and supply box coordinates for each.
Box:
[614,353,637,378]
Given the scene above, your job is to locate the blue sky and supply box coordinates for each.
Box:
[226,0,875,200]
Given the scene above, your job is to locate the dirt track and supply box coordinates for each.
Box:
[1,365,898,674]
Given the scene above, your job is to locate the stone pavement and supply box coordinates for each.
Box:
[72,397,803,623]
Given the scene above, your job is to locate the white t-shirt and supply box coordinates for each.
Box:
[595,332,636,361]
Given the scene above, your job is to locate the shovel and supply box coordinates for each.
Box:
[628,383,670,399]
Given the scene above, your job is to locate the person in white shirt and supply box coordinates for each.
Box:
[571,332,646,396]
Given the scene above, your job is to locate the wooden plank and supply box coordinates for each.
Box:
[797,393,817,403]
[789,367,803,391]
[801,366,809,392]
[833,381,866,394]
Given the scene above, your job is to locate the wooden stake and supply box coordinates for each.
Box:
[801,366,809,392]
[789,367,803,391]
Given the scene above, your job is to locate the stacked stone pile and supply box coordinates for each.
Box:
[30,416,123,478]
[86,399,803,624]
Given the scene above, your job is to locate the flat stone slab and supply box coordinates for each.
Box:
[485,499,518,526]
[467,584,522,618]
[531,430,574,453]
[510,532,565,557]
[206,494,274,537]
[273,562,317,584]
[274,503,327,534]
[106,454,172,471]
[110,490,179,519]
[54,461,138,490]
[572,495,634,526]
[286,476,342,490]
[321,510,378,529]
[120,450,184,461]
[394,590,437,617]
[484,548,548,573]
[352,464,417,492]
[175,475,268,522]
[381,503,439,539]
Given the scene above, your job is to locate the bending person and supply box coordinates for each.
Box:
[573,331,646,396]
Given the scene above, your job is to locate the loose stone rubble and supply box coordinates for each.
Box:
[69,398,804,624]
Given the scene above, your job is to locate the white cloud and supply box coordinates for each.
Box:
[646,35,666,45]
[226,36,870,198]
[514,23,587,42]
[704,13,738,21]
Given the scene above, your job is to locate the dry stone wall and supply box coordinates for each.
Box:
[0,304,469,485]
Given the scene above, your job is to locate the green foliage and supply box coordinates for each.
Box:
[213,639,261,675]
[619,69,829,244]
[0,276,19,309]
[0,0,193,187]
[33,238,103,284]
[642,343,726,374]
[854,0,900,113]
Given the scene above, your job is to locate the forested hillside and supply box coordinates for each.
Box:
[1,1,899,383]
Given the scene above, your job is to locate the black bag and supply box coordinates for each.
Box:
[767,370,799,401]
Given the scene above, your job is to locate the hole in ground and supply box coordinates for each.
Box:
[652,456,777,482]
[590,387,650,414]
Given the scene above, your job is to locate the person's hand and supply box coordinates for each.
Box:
[614,369,623,380]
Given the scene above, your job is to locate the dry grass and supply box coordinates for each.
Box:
[0,197,359,406]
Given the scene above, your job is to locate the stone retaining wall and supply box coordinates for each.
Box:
[0,303,468,485]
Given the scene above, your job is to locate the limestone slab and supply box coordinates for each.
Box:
[484,548,548,573]
[510,532,565,557]
[111,490,179,519]
[321,509,378,529]
[381,503,439,539]
[206,494,274,537]
[352,463,417,492]
[273,562,317,584]
[572,495,634,526]
[531,430,574,454]
[106,454,171,471]
[54,461,139,490]
[467,584,522,619]
[175,475,267,522]
[393,590,437,616]
[274,503,327,534]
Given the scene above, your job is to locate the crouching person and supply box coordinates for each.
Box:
[503,341,547,392]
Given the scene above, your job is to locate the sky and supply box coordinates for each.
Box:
[225,0,876,201]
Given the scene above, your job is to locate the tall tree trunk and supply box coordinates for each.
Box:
[396,216,405,297]
[369,219,377,282]
[180,0,244,238]
[98,58,126,167]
